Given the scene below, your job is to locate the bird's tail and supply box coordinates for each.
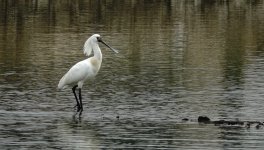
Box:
[57,75,67,90]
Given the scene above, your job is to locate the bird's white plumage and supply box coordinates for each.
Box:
[58,59,98,89]
[58,34,102,90]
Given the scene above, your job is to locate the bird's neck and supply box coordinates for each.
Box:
[93,45,102,61]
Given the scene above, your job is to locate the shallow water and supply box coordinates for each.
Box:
[1,0,264,149]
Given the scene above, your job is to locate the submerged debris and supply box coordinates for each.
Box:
[182,118,189,121]
[198,116,211,123]
[197,116,264,129]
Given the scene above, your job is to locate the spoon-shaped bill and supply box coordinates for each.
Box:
[99,39,119,53]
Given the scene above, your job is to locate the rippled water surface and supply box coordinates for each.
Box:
[1,0,264,149]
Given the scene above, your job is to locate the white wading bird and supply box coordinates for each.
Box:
[58,34,118,115]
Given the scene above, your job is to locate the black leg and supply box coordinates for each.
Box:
[72,85,81,112]
[78,88,83,114]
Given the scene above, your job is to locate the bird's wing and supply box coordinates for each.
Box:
[58,60,89,89]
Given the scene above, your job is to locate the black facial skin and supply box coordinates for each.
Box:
[97,37,102,42]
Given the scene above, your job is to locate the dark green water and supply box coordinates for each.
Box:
[1,0,264,149]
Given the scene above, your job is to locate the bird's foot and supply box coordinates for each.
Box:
[73,104,81,111]
[76,105,83,113]
[78,106,83,116]
[73,104,78,109]
[73,104,83,118]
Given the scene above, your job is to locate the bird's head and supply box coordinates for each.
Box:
[90,34,101,43]
[83,34,118,56]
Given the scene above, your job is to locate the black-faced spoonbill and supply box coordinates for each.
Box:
[58,34,118,116]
